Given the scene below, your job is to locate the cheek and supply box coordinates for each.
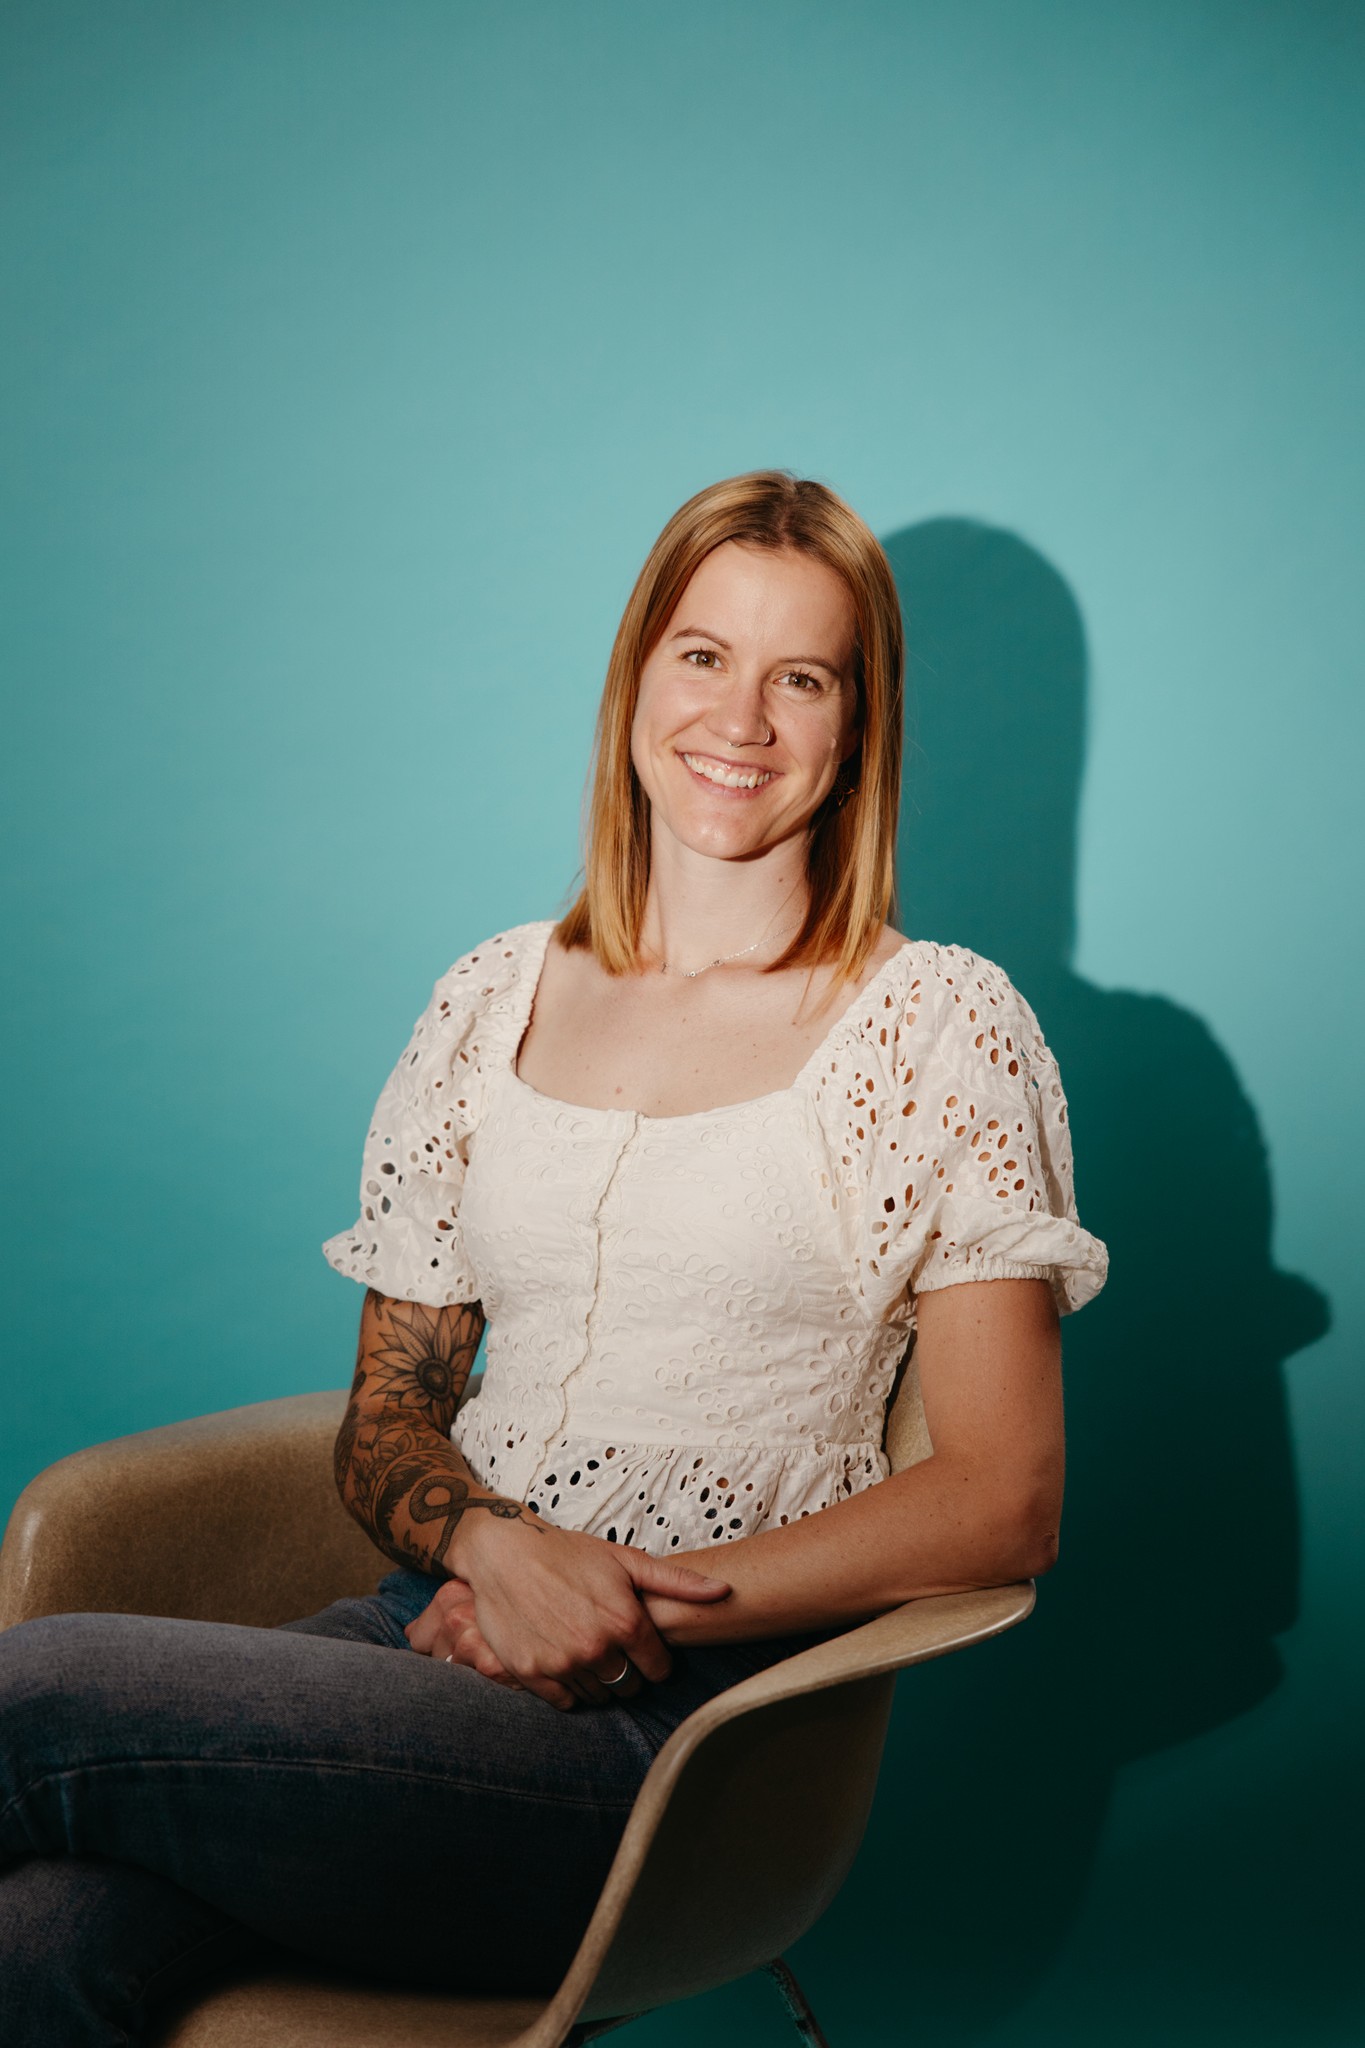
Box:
[632,669,701,769]
[631,672,667,748]
[629,686,654,761]
[631,700,659,749]
[629,698,664,794]
[817,708,855,765]
[833,701,862,762]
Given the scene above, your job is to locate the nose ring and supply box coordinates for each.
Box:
[727,727,771,748]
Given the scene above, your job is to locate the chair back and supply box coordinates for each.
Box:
[581,1670,893,2021]
[572,1343,931,2015]
[0,1393,386,1631]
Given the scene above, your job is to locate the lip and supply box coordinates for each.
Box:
[676,748,780,797]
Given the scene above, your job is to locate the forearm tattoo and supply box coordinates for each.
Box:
[334,1290,541,1573]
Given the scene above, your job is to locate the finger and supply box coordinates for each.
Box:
[407,1618,449,1660]
[565,1669,613,1708]
[424,1616,482,1666]
[590,1654,642,1701]
[404,1610,442,1655]
[405,1580,468,1654]
[437,1629,522,1690]
[611,1602,675,1686]
[431,1597,477,1638]
[619,1553,731,1602]
[470,1620,576,1710]
[524,1675,578,1712]
[639,1595,693,1635]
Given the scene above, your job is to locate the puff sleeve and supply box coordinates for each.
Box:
[857,948,1108,1320]
[321,951,496,1307]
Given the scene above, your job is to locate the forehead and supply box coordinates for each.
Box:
[667,543,855,658]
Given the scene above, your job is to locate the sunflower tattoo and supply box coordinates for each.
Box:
[334,1290,541,1575]
[366,1298,475,1421]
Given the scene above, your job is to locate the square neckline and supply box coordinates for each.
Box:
[505,917,916,1126]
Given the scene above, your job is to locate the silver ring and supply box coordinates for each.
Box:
[443,1652,455,1664]
[726,730,771,748]
[600,1658,632,1688]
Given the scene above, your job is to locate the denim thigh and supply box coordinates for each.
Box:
[0,1579,810,1998]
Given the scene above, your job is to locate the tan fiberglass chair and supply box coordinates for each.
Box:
[0,1374,1033,2048]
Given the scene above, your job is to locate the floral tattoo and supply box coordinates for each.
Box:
[334,1289,542,1573]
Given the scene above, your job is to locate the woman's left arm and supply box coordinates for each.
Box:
[644,1275,1065,1645]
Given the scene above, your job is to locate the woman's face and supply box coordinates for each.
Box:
[630,542,861,866]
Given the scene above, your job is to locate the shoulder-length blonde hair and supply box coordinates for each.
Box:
[558,470,903,985]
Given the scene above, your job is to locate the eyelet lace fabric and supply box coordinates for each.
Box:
[323,920,1107,1554]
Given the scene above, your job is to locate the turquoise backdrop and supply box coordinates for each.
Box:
[3,4,1361,2043]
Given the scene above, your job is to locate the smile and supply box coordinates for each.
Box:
[679,751,776,793]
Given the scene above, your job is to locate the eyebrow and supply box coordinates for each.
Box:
[667,626,843,677]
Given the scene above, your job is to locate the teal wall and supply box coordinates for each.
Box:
[3,4,1361,2041]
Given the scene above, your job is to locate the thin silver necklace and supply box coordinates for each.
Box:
[656,914,802,979]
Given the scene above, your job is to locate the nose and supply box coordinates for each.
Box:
[703,672,772,750]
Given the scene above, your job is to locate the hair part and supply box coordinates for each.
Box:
[557,469,904,984]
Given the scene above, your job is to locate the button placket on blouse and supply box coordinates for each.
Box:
[531,1108,643,1477]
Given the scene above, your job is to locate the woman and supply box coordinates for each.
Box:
[0,471,1106,2041]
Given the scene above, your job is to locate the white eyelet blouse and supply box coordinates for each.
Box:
[323,919,1107,1555]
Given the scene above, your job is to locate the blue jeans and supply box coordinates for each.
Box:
[0,1568,811,2045]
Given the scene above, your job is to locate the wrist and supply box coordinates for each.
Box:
[445,1498,533,1577]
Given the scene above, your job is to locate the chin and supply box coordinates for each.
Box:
[680,820,766,859]
[677,801,811,864]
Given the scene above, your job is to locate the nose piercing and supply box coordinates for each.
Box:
[727,727,772,748]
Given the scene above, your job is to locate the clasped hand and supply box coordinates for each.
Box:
[403,1515,730,1711]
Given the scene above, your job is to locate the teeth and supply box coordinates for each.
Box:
[681,753,774,791]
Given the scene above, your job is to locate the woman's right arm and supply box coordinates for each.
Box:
[334,1287,539,1575]
[335,1288,732,1710]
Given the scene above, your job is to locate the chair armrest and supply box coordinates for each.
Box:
[699,1576,1037,1719]
[0,1392,390,1631]
[545,1580,1036,2036]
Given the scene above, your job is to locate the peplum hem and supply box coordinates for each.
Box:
[453,1399,889,1555]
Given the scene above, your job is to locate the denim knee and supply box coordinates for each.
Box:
[0,1613,135,1861]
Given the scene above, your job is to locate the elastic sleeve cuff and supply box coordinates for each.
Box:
[915,1256,1054,1290]
[321,1227,481,1309]
[913,1249,1106,1316]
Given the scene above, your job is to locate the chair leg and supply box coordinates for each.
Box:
[765,1957,832,2048]
[568,2015,645,2043]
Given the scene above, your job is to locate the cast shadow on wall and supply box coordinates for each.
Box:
[806,520,1329,2039]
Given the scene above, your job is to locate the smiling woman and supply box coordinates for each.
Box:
[0,471,1107,2040]
[559,472,905,988]
[635,547,859,859]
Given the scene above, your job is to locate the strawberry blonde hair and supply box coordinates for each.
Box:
[557,469,903,984]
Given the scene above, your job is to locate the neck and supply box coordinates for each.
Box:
[637,824,810,975]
